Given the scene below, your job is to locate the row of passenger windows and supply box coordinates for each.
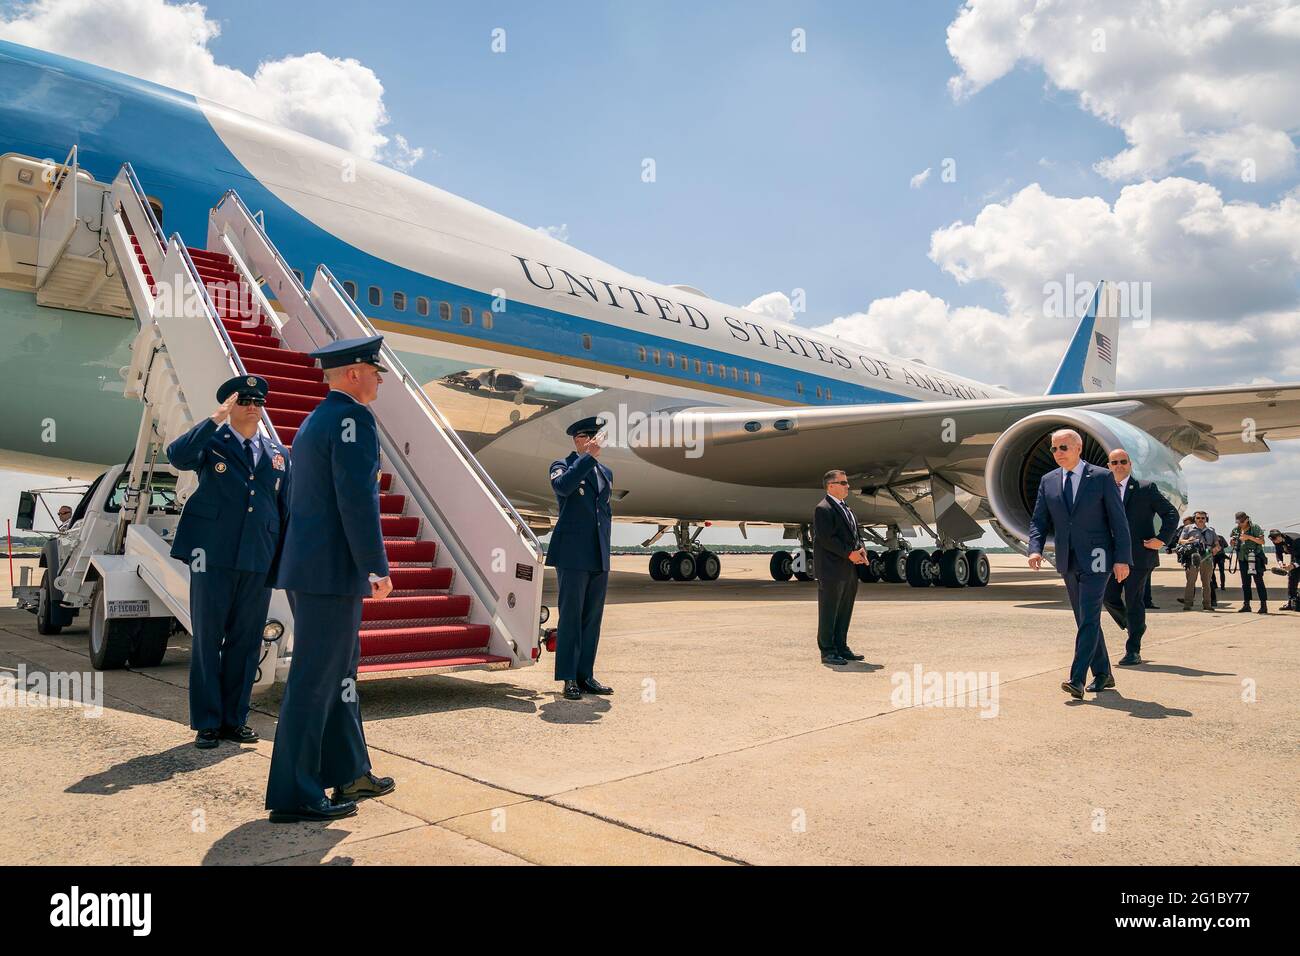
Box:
[339,281,494,329]
[630,344,764,387]
[336,279,831,399]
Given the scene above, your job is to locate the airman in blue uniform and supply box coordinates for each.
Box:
[167,374,290,750]
[265,336,396,823]
[546,416,614,701]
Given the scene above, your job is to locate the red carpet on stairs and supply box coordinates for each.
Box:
[130,233,506,673]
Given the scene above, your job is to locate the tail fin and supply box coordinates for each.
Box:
[1045,281,1119,395]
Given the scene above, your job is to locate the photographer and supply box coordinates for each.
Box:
[1231,511,1269,614]
[1214,531,1229,591]
[1268,529,1300,612]
[1177,512,1218,612]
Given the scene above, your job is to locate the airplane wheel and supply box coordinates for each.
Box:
[905,549,933,588]
[670,551,697,581]
[881,549,907,583]
[794,569,815,581]
[696,550,721,581]
[939,549,970,588]
[857,550,880,583]
[131,618,172,667]
[769,551,794,581]
[649,550,673,581]
[966,549,991,587]
[88,586,136,671]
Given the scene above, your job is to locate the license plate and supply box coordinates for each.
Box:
[107,600,150,618]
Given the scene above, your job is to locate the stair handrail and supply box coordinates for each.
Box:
[119,162,166,250]
[172,238,281,444]
[41,145,78,216]
[315,263,542,555]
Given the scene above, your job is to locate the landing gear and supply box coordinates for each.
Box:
[938,548,970,588]
[769,550,794,581]
[645,522,723,583]
[905,549,940,588]
[966,549,991,587]
[856,551,881,584]
[880,549,908,583]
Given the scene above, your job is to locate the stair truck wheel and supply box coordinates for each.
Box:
[905,549,933,588]
[966,549,991,587]
[670,551,697,581]
[648,550,673,581]
[770,550,794,581]
[939,549,971,588]
[36,572,62,635]
[696,550,721,581]
[130,618,172,668]
[88,585,137,671]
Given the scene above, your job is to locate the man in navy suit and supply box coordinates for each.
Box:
[265,336,396,823]
[167,374,290,749]
[545,416,614,701]
[1027,428,1133,699]
[1102,448,1180,665]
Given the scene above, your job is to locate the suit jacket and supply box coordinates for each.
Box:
[275,391,389,596]
[813,494,861,583]
[544,451,613,571]
[1117,477,1180,570]
[1028,461,1133,574]
[167,419,290,580]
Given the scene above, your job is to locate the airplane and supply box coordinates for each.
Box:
[3,38,1299,589]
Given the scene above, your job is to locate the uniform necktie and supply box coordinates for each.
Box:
[244,437,255,468]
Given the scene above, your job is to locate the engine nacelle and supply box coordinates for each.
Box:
[985,409,1187,547]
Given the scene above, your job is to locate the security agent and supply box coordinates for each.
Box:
[545,416,614,701]
[265,336,396,823]
[813,469,867,665]
[1268,529,1300,611]
[167,375,290,749]
[1101,448,1179,665]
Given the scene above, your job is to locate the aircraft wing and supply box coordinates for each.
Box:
[628,383,1300,487]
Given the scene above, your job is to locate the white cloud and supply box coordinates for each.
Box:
[909,167,932,189]
[535,223,571,242]
[946,0,1300,181]
[0,0,423,167]
[745,290,798,325]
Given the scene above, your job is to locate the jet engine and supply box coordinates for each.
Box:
[984,409,1187,546]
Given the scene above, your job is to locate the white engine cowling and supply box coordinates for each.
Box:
[985,409,1187,546]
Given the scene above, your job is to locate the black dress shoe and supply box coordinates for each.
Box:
[562,680,582,700]
[220,724,259,744]
[1144,602,1158,609]
[839,648,865,661]
[194,728,220,750]
[1238,604,1252,613]
[822,653,848,665]
[1117,653,1142,666]
[1086,674,1116,692]
[1258,606,1268,615]
[332,772,396,804]
[579,676,613,694]
[1061,681,1084,700]
[269,797,357,823]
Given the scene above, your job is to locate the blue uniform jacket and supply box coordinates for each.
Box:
[275,391,389,596]
[1028,461,1134,573]
[166,419,290,578]
[544,451,612,571]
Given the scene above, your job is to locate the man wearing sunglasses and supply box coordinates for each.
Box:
[167,374,291,749]
[1027,429,1132,699]
[813,469,868,665]
[1101,448,1179,665]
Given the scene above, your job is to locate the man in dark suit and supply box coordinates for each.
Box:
[265,336,396,823]
[813,469,867,665]
[167,375,290,749]
[1102,447,1180,665]
[546,416,614,701]
[1027,429,1133,699]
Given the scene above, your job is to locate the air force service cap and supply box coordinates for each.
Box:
[216,374,269,403]
[310,335,388,372]
[566,415,603,438]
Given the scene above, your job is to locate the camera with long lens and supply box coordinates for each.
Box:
[1176,539,1207,567]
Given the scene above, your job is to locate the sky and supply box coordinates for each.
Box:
[2,0,1299,545]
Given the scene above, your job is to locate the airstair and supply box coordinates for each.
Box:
[35,148,545,691]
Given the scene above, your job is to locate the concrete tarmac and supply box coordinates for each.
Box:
[1,554,1295,865]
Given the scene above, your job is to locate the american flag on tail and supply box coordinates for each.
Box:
[1094,331,1114,364]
